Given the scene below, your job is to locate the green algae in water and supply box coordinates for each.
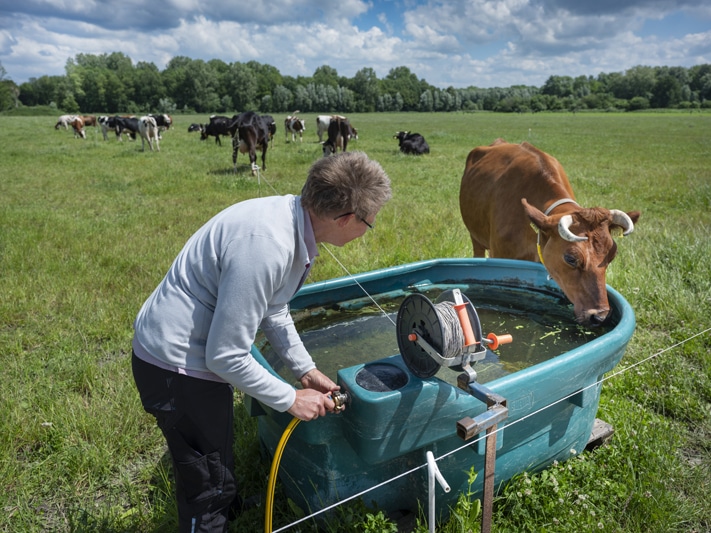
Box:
[257,284,609,386]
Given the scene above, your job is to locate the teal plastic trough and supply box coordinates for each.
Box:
[246,258,635,521]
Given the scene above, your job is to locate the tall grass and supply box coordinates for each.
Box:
[1,111,709,532]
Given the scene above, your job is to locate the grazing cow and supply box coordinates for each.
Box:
[114,116,140,141]
[322,117,355,156]
[284,113,305,142]
[200,115,232,145]
[70,116,86,139]
[188,123,204,133]
[55,115,78,130]
[394,131,430,155]
[231,111,269,176]
[81,115,97,128]
[138,116,160,152]
[261,115,277,147]
[149,114,172,138]
[98,116,122,140]
[459,139,640,326]
[316,115,339,142]
[316,115,358,143]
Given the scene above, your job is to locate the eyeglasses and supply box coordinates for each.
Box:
[333,212,374,230]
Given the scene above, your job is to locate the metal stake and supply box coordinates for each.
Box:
[481,423,498,533]
[456,365,508,533]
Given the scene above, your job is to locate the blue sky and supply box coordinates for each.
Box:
[1,0,709,88]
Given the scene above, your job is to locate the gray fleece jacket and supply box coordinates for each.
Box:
[133,194,318,412]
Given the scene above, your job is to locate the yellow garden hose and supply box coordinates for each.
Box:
[264,416,301,533]
[263,392,348,532]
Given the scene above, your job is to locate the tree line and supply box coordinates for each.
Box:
[2,53,711,115]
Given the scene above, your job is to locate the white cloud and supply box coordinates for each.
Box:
[0,0,709,87]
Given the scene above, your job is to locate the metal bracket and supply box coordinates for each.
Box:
[455,364,509,533]
[410,330,487,370]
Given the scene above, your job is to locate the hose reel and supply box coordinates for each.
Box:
[396,288,512,383]
[396,288,512,533]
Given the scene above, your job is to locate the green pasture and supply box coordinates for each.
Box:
[1,111,710,532]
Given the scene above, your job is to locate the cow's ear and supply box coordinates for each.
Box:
[626,211,641,225]
[522,198,554,233]
[610,210,640,238]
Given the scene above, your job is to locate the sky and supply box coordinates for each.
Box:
[1,0,710,89]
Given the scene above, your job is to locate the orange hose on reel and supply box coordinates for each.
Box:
[454,302,477,346]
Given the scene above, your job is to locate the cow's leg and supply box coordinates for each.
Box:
[232,136,239,172]
[470,235,488,258]
[250,147,258,176]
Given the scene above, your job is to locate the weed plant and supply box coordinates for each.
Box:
[1,111,709,532]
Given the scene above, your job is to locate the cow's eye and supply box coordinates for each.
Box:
[563,253,579,268]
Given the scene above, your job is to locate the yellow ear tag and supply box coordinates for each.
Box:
[530,223,545,265]
[611,227,624,239]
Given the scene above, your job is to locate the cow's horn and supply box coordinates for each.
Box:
[558,215,588,242]
[610,209,634,236]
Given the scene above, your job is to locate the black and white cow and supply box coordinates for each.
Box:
[114,116,140,141]
[394,131,430,155]
[139,116,160,152]
[316,115,358,143]
[200,115,232,145]
[149,114,172,139]
[232,111,269,175]
[284,113,305,143]
[322,117,355,156]
[261,115,277,147]
[188,123,204,133]
[98,116,121,140]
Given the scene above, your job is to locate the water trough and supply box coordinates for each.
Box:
[246,258,635,524]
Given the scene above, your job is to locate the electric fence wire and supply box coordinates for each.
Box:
[249,165,711,533]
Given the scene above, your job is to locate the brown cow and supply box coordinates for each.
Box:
[284,113,305,142]
[81,115,97,127]
[70,117,86,139]
[459,139,640,326]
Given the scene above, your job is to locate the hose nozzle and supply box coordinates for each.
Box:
[331,390,350,411]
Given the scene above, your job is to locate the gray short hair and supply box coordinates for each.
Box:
[301,151,392,220]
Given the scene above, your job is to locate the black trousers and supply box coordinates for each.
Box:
[132,352,239,533]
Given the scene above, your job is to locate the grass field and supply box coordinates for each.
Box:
[1,111,710,532]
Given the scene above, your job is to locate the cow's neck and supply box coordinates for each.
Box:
[543,198,578,216]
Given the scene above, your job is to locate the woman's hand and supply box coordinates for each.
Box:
[287,388,335,421]
[299,368,338,394]
[288,369,343,419]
